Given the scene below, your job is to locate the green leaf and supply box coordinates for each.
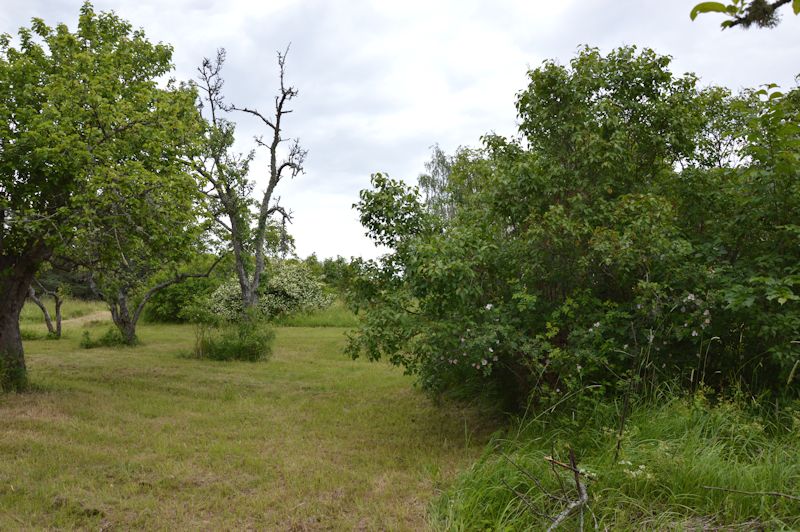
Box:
[690,2,728,20]
[794,0,800,15]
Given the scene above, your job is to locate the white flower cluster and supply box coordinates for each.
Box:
[209,262,333,321]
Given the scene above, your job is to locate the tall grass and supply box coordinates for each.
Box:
[272,299,358,327]
[432,393,800,530]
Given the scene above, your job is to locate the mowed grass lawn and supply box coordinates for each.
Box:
[1,316,494,530]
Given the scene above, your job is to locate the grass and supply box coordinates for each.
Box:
[9,302,799,529]
[273,299,359,328]
[432,392,800,530]
[1,317,495,529]
[19,299,107,324]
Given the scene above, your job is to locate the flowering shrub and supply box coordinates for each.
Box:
[209,261,332,321]
[348,47,800,409]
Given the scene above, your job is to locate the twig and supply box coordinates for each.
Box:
[500,452,566,503]
[544,456,592,479]
[550,445,566,494]
[702,485,800,502]
[499,478,551,519]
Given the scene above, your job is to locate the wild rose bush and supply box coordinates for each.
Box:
[347,47,800,409]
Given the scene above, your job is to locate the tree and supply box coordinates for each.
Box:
[75,162,218,344]
[26,276,66,339]
[192,48,305,313]
[418,144,455,221]
[691,0,800,28]
[0,3,200,390]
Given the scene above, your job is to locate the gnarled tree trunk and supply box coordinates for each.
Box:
[109,290,138,345]
[0,244,51,391]
[27,282,64,338]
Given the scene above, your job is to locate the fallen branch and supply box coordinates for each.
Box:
[702,485,800,502]
[544,455,593,479]
[547,448,589,532]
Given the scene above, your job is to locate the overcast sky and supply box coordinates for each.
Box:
[3,1,799,259]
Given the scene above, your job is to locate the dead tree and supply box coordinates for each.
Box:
[193,46,306,310]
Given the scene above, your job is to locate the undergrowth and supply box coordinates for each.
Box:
[191,321,275,361]
[432,391,800,530]
[80,328,132,349]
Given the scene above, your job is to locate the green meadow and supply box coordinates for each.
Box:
[2,308,493,530]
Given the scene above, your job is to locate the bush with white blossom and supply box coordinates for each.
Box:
[209,261,332,321]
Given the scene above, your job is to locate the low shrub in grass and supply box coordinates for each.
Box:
[431,393,800,530]
[80,328,131,349]
[193,320,274,362]
[182,301,275,361]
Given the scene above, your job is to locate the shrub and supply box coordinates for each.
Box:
[348,46,800,409]
[193,320,275,361]
[80,328,131,349]
[144,276,220,323]
[209,261,332,322]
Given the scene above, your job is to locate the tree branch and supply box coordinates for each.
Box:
[726,0,792,28]
[547,448,589,532]
[229,105,276,130]
[132,254,227,325]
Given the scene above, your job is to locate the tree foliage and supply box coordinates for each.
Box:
[209,261,331,322]
[348,46,800,410]
[691,0,800,29]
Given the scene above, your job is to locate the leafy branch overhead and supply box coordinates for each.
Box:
[691,0,800,28]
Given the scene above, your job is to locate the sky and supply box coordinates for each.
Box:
[3,1,799,259]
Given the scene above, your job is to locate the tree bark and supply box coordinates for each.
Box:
[109,290,138,345]
[27,283,62,338]
[0,243,51,391]
[54,296,63,338]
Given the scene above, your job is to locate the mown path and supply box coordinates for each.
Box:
[0,323,493,530]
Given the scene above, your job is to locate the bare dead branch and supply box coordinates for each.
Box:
[229,105,277,130]
[546,448,589,532]
[544,456,592,479]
